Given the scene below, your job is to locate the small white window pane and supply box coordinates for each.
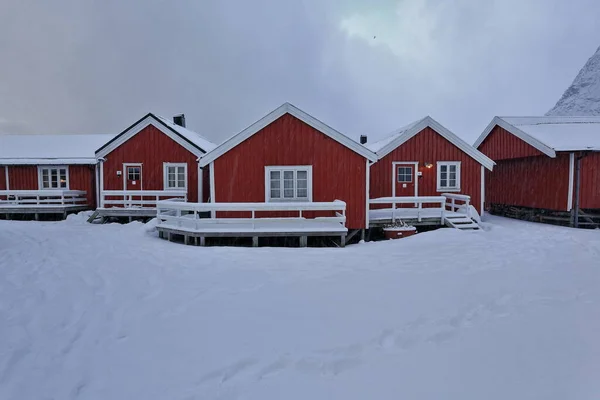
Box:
[284,179,294,189]
[270,171,280,180]
[270,179,280,189]
[449,179,457,187]
[297,188,308,198]
[297,170,307,180]
[297,179,307,189]
[284,189,294,198]
[270,189,280,199]
[283,171,293,180]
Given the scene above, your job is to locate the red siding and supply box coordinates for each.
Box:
[478,125,544,160]
[3,165,97,208]
[486,154,570,211]
[212,113,368,229]
[580,152,600,209]
[370,127,484,214]
[102,125,199,202]
[0,166,6,190]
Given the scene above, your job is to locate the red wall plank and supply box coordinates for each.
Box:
[580,152,600,209]
[478,125,544,161]
[486,154,570,211]
[8,166,38,190]
[212,113,367,229]
[0,166,6,190]
[102,125,199,202]
[370,127,483,214]
[69,165,97,208]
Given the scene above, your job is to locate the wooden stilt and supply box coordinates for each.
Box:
[34,213,39,221]
[360,229,365,242]
[252,236,259,247]
[184,235,190,245]
[299,236,307,247]
[168,232,173,242]
[340,235,346,248]
[199,237,206,247]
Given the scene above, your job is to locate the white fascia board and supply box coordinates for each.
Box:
[199,103,378,167]
[96,115,205,159]
[375,116,496,171]
[473,117,557,158]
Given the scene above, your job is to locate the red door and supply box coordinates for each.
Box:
[394,163,417,198]
[125,165,142,190]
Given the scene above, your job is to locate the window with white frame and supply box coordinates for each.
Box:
[397,166,413,183]
[39,166,68,189]
[266,166,312,201]
[437,162,461,191]
[164,163,187,190]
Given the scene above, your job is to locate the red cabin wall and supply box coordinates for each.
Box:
[0,166,7,190]
[478,125,544,160]
[485,154,570,211]
[3,165,97,208]
[580,152,600,209]
[370,127,484,214]
[102,125,199,202]
[212,113,368,229]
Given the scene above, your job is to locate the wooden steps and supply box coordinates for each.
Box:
[444,215,480,230]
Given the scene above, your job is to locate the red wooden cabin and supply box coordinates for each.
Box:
[198,103,378,230]
[475,116,600,226]
[367,116,495,216]
[95,113,215,217]
[0,134,114,218]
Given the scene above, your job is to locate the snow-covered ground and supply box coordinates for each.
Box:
[0,215,599,400]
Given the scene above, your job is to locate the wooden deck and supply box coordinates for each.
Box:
[0,190,88,219]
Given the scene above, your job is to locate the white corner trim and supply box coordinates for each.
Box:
[365,159,370,229]
[567,152,575,211]
[4,166,9,190]
[99,160,104,207]
[264,165,313,202]
[436,161,461,192]
[377,116,495,171]
[198,163,203,203]
[162,162,188,191]
[37,165,70,190]
[209,161,215,203]
[199,103,378,167]
[96,115,205,159]
[480,164,485,218]
[473,116,556,158]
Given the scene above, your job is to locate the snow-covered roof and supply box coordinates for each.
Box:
[0,134,115,165]
[474,116,600,157]
[155,116,216,153]
[367,116,495,171]
[96,113,216,158]
[199,103,378,167]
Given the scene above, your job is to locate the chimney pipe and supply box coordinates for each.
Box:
[173,114,186,128]
[360,135,368,144]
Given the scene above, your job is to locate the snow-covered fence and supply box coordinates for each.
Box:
[100,190,187,209]
[0,190,87,206]
[156,200,347,233]
[442,193,472,218]
[369,196,447,222]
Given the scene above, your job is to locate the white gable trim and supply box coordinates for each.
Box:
[96,115,206,159]
[473,117,557,158]
[375,116,496,171]
[199,103,377,167]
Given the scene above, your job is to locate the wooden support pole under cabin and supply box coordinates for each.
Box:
[199,236,206,247]
[299,236,307,248]
[158,230,163,239]
[34,213,39,221]
[340,235,346,248]
[184,235,190,245]
[252,236,259,247]
[168,232,174,242]
[360,229,365,242]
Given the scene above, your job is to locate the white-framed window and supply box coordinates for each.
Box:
[265,166,312,202]
[127,166,141,181]
[163,163,187,190]
[38,166,68,189]
[437,161,461,191]
[397,166,413,183]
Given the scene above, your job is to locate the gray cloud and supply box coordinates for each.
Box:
[1,0,599,143]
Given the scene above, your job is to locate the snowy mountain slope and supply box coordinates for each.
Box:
[0,216,599,399]
[547,46,600,116]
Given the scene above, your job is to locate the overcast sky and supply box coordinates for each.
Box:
[1,0,599,143]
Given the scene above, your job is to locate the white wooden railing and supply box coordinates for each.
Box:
[442,193,472,218]
[0,190,87,206]
[100,190,187,209]
[156,200,347,232]
[369,196,447,222]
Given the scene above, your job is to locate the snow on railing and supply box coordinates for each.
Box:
[441,193,471,218]
[100,190,187,209]
[156,200,347,232]
[369,196,447,222]
[0,190,87,206]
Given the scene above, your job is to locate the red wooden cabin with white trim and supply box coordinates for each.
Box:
[0,134,113,219]
[366,117,494,225]
[197,103,378,232]
[94,113,215,218]
[475,116,600,227]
